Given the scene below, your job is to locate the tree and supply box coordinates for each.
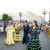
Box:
[2,14,12,22]
[2,14,9,22]
[8,16,12,21]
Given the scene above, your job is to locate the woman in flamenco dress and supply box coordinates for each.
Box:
[5,20,15,45]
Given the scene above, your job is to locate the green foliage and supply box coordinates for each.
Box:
[2,14,9,22]
[8,16,12,21]
[2,14,12,22]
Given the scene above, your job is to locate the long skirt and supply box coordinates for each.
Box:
[5,33,15,45]
[48,29,50,38]
[22,36,29,43]
[14,33,21,41]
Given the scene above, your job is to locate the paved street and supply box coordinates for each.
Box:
[0,31,50,50]
[39,31,50,50]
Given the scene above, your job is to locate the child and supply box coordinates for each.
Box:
[5,20,15,45]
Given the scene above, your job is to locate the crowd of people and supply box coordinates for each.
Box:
[0,20,50,50]
[45,21,50,38]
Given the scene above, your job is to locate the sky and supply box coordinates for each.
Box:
[0,0,50,21]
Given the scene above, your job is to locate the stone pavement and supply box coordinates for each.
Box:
[0,31,50,50]
[39,31,50,50]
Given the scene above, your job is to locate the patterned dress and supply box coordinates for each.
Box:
[14,24,21,41]
[27,27,41,50]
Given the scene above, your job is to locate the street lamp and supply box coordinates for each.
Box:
[19,12,22,22]
[42,9,47,21]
